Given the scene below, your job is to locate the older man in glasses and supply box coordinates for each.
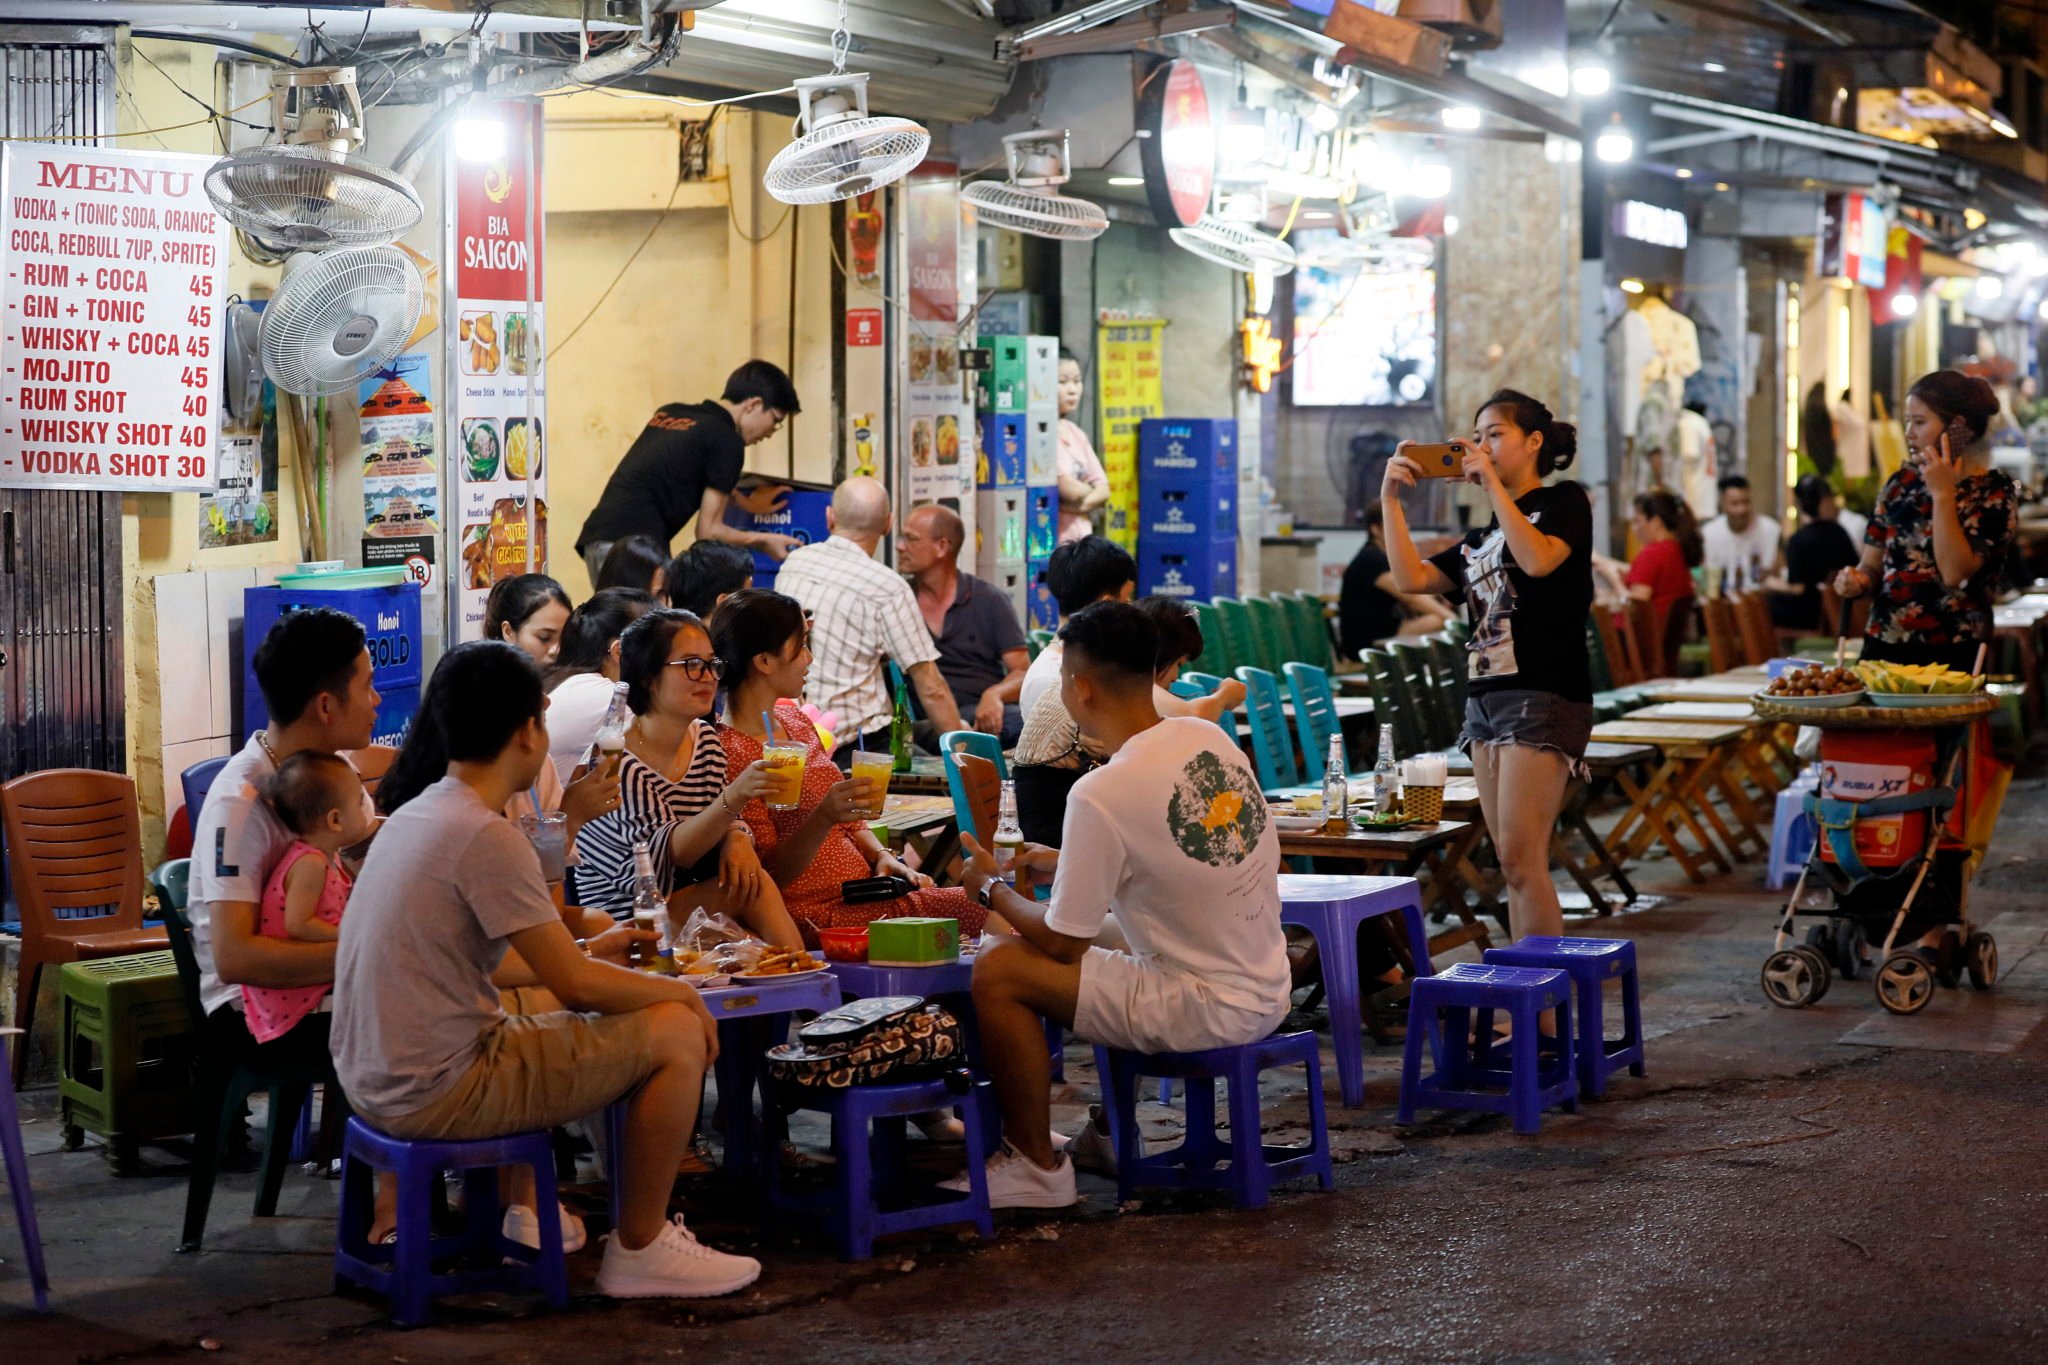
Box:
[899,503,1031,746]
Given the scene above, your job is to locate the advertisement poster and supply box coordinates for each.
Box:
[198,429,277,548]
[445,102,547,640]
[901,164,972,526]
[1095,318,1166,550]
[360,351,439,590]
[0,143,228,491]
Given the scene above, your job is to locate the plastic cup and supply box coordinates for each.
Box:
[850,749,894,818]
[763,742,808,810]
[517,811,568,883]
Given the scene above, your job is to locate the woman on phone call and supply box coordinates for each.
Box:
[1833,370,2019,674]
[1377,389,1594,949]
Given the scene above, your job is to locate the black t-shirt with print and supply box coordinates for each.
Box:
[576,400,744,553]
[1427,481,1594,703]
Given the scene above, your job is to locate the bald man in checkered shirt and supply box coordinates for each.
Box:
[773,477,964,764]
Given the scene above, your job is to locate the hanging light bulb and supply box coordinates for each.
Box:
[1572,63,1613,97]
[1441,105,1482,131]
[1890,291,1919,318]
[1410,156,1452,199]
[1976,276,2004,300]
[1595,113,1635,163]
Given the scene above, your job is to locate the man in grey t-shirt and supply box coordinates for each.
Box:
[332,640,759,1300]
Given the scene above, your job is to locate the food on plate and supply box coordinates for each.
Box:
[910,420,933,467]
[744,948,818,977]
[505,419,540,480]
[1764,664,1863,698]
[1852,660,1979,695]
[936,415,960,466]
[463,419,500,482]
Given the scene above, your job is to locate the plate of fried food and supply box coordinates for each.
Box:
[733,947,829,983]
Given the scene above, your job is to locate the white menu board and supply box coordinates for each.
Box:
[0,144,227,492]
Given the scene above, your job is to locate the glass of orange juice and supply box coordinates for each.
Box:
[763,742,808,810]
[850,749,894,818]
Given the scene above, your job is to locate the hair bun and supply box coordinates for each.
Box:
[1547,420,1579,472]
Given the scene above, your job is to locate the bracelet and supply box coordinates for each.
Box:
[720,787,739,816]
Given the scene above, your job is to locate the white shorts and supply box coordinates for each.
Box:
[1071,947,1285,1055]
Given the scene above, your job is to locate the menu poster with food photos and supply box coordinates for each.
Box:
[358,352,439,590]
[899,163,974,548]
[445,100,547,640]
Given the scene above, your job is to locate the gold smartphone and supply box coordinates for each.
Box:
[1405,443,1469,477]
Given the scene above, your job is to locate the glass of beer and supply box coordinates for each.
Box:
[850,749,894,818]
[763,742,808,810]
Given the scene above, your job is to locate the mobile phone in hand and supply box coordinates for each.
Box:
[1943,415,1972,461]
[1405,442,1468,477]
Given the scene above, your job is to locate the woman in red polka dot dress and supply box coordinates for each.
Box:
[710,588,985,947]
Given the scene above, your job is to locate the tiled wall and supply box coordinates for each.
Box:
[152,566,286,833]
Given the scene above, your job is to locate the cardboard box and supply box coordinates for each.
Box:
[1397,0,1503,46]
[1324,0,1452,74]
[866,917,960,967]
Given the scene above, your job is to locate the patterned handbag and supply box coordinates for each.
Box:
[766,995,968,1090]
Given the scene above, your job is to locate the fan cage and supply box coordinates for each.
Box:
[204,145,423,249]
[1297,235,1437,272]
[961,181,1107,241]
[261,247,424,397]
[1169,217,1297,276]
[764,117,930,205]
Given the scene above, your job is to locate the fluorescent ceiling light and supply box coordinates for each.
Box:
[1675,167,1693,179]
[1571,64,1612,97]
[1106,175,1144,186]
[1595,126,1634,163]
[1441,106,1482,131]
[1702,62,1726,74]
[1620,278,1646,294]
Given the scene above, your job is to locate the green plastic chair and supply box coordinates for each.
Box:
[1210,598,1258,679]
[1233,667,1302,790]
[1283,593,1336,670]
[1188,602,1226,674]
[1027,629,1054,661]
[1282,662,1348,772]
[1390,641,1458,752]
[1424,634,1471,729]
[1245,596,1292,673]
[1361,650,1428,759]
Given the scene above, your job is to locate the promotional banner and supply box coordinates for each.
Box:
[0,144,227,491]
[901,164,972,530]
[1095,318,1166,550]
[445,102,546,640]
[360,352,439,591]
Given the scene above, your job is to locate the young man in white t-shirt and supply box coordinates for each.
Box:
[946,601,1290,1209]
[1701,473,1782,590]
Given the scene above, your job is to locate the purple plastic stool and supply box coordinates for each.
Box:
[1094,1031,1334,1211]
[1482,937,1645,1098]
[1399,963,1578,1135]
[767,1073,994,1260]
[828,958,1066,1081]
[0,1033,51,1312]
[334,1118,567,1326]
[1281,874,1435,1108]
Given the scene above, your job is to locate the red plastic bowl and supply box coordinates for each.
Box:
[819,927,869,962]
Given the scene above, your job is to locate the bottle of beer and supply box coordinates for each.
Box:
[890,675,913,774]
[993,779,1024,885]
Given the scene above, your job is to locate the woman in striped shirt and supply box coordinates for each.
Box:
[576,608,805,950]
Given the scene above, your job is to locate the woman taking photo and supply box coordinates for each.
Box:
[484,574,572,668]
[1381,389,1594,948]
[544,588,656,783]
[709,588,987,944]
[1833,370,2019,673]
[575,608,804,950]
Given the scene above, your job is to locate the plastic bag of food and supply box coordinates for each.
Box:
[676,907,749,953]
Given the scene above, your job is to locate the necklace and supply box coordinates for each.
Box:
[256,730,281,769]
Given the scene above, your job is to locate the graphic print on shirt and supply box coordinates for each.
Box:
[1461,511,1545,682]
[1166,750,1268,867]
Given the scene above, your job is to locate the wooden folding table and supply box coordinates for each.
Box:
[1620,702,1784,859]
[1587,719,1749,881]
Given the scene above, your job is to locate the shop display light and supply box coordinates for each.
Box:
[1595,114,1635,163]
[1221,108,1267,170]
[453,114,507,164]
[1675,167,1694,179]
[1977,276,2004,301]
[1409,156,1453,199]
[1571,63,1613,97]
[1441,105,1482,131]
[1107,175,1145,187]
[1890,291,1919,317]
[1443,214,1460,236]
[1620,278,1647,294]
[1703,61,1727,74]
[1306,103,1341,134]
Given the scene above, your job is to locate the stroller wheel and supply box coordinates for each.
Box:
[1875,952,1936,1015]
[1966,933,1998,990]
[1833,921,1867,982]
[1761,948,1829,1009]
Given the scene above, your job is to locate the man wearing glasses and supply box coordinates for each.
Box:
[575,359,803,584]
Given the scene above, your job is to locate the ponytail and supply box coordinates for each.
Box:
[1635,490,1704,569]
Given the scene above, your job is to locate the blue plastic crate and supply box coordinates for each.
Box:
[368,684,420,750]
[1138,482,1237,544]
[976,335,1029,413]
[1138,545,1238,601]
[724,478,833,580]
[1026,563,1059,631]
[241,581,422,738]
[1025,490,1058,560]
[1139,418,1237,484]
[977,414,1026,489]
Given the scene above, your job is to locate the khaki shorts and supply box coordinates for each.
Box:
[365,1009,657,1142]
[1072,947,1285,1056]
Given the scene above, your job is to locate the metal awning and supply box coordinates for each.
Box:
[1626,82,1942,170]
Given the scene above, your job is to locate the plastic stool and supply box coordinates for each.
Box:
[334,1118,567,1326]
[56,952,193,1170]
[767,1074,994,1260]
[1399,963,1578,1135]
[1,1033,51,1312]
[1094,1031,1333,1211]
[1767,771,1819,891]
[1482,937,1645,1099]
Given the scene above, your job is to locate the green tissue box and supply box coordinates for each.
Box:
[866,917,960,967]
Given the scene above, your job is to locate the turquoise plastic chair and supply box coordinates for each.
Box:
[1233,667,1301,790]
[939,730,1008,843]
[1178,671,1239,738]
[1282,662,1345,772]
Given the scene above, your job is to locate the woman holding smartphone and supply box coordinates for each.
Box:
[1833,370,2018,674]
[1379,389,1594,947]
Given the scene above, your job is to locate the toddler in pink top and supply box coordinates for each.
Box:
[242,752,377,1043]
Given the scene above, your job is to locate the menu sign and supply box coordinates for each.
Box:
[445,102,547,640]
[1095,318,1166,550]
[0,144,227,491]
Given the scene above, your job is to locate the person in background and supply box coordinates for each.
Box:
[1381,389,1594,957]
[1673,400,1719,521]
[1054,349,1111,544]
[1834,369,2020,673]
[899,503,1030,745]
[943,601,1289,1209]
[1339,499,1455,657]
[1766,474,1859,632]
[333,641,759,1299]
[1018,536,1138,720]
[1701,474,1782,593]
[543,589,658,784]
[484,574,572,669]
[596,535,671,598]
[575,359,803,582]
[575,608,802,949]
[664,540,756,619]
[772,476,962,763]
[1619,490,1702,613]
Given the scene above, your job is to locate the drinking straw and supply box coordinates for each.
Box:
[856,726,865,752]
[1971,641,1988,683]
[761,709,774,740]
[528,786,542,819]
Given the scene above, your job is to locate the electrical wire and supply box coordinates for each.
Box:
[131,43,271,137]
[545,178,687,362]
[1,92,270,142]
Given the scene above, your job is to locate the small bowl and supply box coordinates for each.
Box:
[819,927,870,962]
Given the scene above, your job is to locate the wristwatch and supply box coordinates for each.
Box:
[972,878,996,909]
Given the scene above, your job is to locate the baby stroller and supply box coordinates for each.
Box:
[1760,709,1998,1016]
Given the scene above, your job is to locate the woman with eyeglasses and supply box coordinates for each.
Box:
[575,607,805,949]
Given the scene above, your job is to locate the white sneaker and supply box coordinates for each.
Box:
[596,1215,761,1299]
[502,1201,588,1255]
[940,1143,1078,1210]
[1067,1105,1118,1177]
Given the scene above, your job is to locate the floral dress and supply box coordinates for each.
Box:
[719,701,984,946]
[1865,464,2018,647]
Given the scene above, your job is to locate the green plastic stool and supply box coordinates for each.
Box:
[58,951,194,1172]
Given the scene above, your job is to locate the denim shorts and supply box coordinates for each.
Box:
[1461,688,1594,776]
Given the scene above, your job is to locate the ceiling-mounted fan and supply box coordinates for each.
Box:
[962,128,1108,241]
[1169,214,1298,276]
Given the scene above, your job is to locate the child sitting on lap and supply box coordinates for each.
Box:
[242,752,377,1043]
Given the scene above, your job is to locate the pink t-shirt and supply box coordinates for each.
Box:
[1056,418,1108,544]
[241,842,350,1043]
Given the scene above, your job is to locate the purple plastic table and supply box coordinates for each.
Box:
[1279,874,1434,1109]
[1,1030,50,1312]
[699,970,841,1180]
